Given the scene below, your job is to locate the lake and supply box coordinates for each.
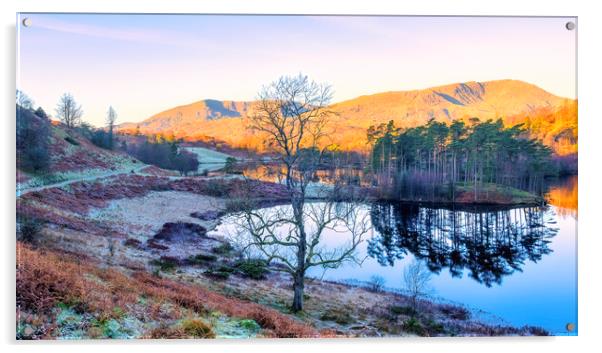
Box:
[210,176,577,335]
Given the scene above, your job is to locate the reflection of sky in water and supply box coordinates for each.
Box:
[211,181,577,335]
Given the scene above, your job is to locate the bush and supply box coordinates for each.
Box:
[181,318,215,338]
[319,308,353,325]
[390,305,418,317]
[367,275,386,292]
[126,138,198,174]
[223,157,237,173]
[440,304,470,321]
[211,243,233,255]
[203,268,230,281]
[403,317,425,335]
[238,319,261,332]
[235,259,269,280]
[150,256,179,272]
[17,217,44,243]
[424,319,446,335]
[187,253,217,265]
[64,136,80,146]
[16,106,51,172]
[403,317,425,336]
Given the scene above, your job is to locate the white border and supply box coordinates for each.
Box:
[3,1,601,353]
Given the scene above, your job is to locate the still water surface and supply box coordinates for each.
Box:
[211,176,577,335]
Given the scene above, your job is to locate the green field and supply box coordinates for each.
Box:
[182,147,234,172]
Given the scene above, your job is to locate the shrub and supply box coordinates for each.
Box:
[64,136,80,146]
[181,318,215,338]
[17,217,45,243]
[187,253,217,265]
[223,157,237,173]
[238,319,261,332]
[126,138,198,174]
[235,259,268,280]
[403,317,425,335]
[390,305,418,317]
[424,319,446,335]
[16,106,51,172]
[319,308,353,325]
[203,269,230,281]
[148,324,187,339]
[367,275,386,292]
[440,304,470,321]
[211,242,233,255]
[123,238,142,248]
[150,256,179,272]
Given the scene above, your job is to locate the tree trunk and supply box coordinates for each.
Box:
[291,195,307,312]
[292,270,305,312]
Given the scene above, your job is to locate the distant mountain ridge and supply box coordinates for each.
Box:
[117,79,574,152]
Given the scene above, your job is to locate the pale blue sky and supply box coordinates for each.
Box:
[17,14,577,126]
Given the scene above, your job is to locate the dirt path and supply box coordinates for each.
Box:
[16,164,149,198]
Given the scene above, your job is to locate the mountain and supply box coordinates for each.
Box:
[117,80,575,152]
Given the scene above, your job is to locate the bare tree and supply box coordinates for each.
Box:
[231,74,369,312]
[55,93,83,128]
[403,259,433,311]
[106,106,117,149]
[16,90,34,110]
[231,197,371,312]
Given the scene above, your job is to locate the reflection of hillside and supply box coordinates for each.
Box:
[546,176,578,219]
[368,203,558,287]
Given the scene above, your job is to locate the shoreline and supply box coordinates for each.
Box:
[16,174,554,338]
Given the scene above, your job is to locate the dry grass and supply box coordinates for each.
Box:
[16,242,318,339]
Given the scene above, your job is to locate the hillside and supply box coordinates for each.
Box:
[117,80,575,153]
[17,109,147,191]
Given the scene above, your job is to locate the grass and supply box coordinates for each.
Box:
[16,242,318,339]
[453,182,542,204]
[181,318,216,338]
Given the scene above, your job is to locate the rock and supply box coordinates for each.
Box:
[153,222,207,241]
[190,210,224,221]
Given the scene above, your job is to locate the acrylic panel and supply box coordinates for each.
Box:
[16,13,578,339]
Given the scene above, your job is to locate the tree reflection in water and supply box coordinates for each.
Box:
[367,203,559,287]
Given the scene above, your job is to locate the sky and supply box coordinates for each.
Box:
[17,14,577,127]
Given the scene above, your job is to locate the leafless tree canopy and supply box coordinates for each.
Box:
[232,74,368,312]
[55,93,83,128]
[16,90,34,110]
[249,73,335,196]
[403,259,433,310]
[232,202,370,272]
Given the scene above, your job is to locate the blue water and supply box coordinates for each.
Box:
[211,182,577,335]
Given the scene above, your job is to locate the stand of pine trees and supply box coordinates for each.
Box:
[367,119,553,202]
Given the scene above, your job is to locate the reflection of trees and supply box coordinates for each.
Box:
[368,203,558,287]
